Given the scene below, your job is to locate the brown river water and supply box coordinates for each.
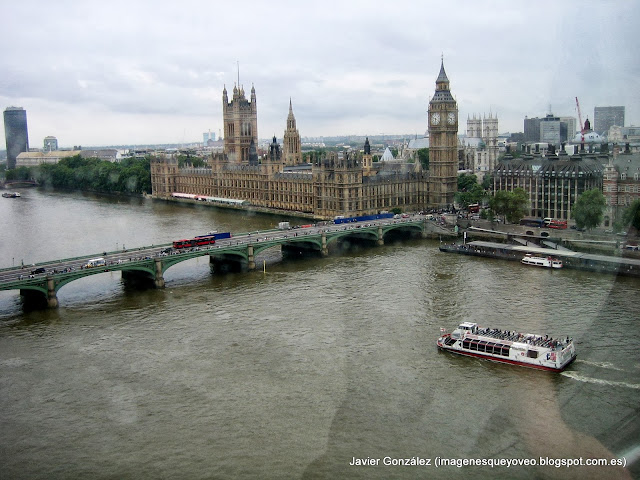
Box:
[0,189,638,479]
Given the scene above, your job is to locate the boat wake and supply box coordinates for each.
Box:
[574,359,626,372]
[561,371,640,390]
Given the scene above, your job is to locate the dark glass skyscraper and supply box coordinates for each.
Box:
[523,116,541,143]
[594,106,625,136]
[4,107,29,169]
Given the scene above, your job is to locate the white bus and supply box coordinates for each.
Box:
[84,257,106,268]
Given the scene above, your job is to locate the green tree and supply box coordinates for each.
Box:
[5,166,31,181]
[416,148,429,170]
[51,164,74,189]
[489,188,529,224]
[28,156,152,195]
[457,173,478,192]
[456,184,485,209]
[572,188,606,230]
[481,172,493,190]
[621,198,640,231]
[59,154,88,169]
[480,208,494,221]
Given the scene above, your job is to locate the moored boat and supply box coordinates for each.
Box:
[2,192,21,198]
[437,322,576,372]
[521,253,562,268]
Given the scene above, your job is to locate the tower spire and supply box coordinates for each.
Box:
[436,58,449,85]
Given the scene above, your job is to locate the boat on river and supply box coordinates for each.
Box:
[2,192,21,198]
[521,253,562,268]
[437,322,576,372]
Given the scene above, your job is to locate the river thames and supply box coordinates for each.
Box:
[0,189,638,479]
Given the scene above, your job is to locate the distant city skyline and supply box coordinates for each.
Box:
[1,1,638,147]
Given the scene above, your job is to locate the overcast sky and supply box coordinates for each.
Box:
[1,0,638,147]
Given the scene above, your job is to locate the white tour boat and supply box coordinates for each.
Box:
[521,254,563,269]
[437,322,576,372]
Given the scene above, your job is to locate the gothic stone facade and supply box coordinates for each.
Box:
[151,148,429,219]
[151,63,457,218]
[603,148,640,226]
[427,60,458,207]
[223,85,258,164]
[463,114,499,174]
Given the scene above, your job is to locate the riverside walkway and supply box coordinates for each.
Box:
[0,216,447,308]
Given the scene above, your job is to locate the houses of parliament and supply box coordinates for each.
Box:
[150,61,459,219]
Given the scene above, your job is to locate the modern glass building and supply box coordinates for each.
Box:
[43,136,58,152]
[594,106,625,136]
[3,107,29,169]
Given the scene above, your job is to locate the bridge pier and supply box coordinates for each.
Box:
[321,232,329,256]
[377,226,384,246]
[47,277,59,308]
[154,259,165,288]
[19,283,55,310]
[247,245,256,270]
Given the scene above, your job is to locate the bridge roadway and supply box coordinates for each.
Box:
[0,216,443,309]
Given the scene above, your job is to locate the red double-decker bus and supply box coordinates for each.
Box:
[173,235,216,249]
[547,220,568,229]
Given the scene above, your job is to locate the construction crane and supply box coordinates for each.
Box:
[575,97,585,146]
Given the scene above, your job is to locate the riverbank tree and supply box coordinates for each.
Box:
[23,155,152,195]
[488,188,529,224]
[572,188,606,230]
[621,198,640,233]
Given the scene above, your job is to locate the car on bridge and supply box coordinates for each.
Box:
[30,267,46,275]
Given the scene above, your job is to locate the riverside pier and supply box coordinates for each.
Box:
[439,240,640,277]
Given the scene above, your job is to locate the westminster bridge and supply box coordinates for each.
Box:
[0,216,454,309]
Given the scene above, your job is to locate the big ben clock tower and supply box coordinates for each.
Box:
[428,59,458,207]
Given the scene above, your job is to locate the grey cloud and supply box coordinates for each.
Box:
[1,0,637,145]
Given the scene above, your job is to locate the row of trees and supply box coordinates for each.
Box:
[6,155,152,194]
[456,173,528,222]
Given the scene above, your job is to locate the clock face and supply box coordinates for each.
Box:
[431,112,440,125]
[447,112,456,125]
